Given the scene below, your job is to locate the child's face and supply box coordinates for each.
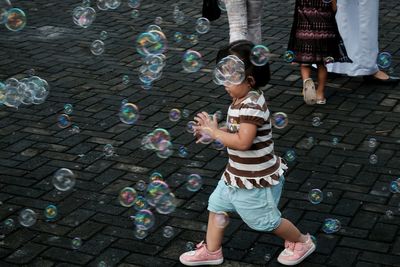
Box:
[224,80,250,99]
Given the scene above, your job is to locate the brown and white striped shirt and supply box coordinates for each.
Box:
[223,91,287,189]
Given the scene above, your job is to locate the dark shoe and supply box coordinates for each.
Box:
[363,75,400,84]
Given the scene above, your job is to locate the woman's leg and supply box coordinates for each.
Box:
[246,0,263,44]
[206,212,225,252]
[226,0,248,43]
[316,64,327,100]
[300,64,312,80]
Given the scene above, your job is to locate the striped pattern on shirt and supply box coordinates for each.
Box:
[224,91,287,189]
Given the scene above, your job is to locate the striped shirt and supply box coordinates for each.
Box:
[223,91,287,189]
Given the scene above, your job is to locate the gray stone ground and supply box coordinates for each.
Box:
[1,0,400,266]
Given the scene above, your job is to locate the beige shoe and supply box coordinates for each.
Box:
[302,78,317,105]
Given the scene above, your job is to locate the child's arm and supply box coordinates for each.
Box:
[194,112,257,151]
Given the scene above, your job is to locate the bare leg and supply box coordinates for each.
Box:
[316,64,327,100]
[206,212,225,252]
[272,218,307,243]
[300,64,312,81]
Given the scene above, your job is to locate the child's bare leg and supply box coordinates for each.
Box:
[206,212,225,252]
[300,64,312,80]
[316,64,327,100]
[272,218,308,243]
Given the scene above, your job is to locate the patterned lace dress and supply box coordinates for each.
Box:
[287,0,352,64]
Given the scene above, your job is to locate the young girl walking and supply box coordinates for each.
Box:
[287,0,351,105]
[179,40,316,266]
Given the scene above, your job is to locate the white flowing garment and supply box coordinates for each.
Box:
[327,0,380,76]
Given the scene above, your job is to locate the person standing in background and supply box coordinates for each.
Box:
[327,0,399,83]
[225,0,263,44]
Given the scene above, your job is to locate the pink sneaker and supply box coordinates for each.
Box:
[179,241,224,266]
[277,234,316,266]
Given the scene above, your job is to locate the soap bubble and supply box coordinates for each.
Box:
[198,127,213,144]
[96,0,108,10]
[250,45,270,66]
[4,218,15,229]
[128,0,140,8]
[187,33,198,45]
[5,8,26,31]
[119,187,137,207]
[322,218,341,234]
[195,17,210,34]
[182,50,203,73]
[64,104,73,114]
[389,178,400,193]
[100,30,108,40]
[122,75,129,85]
[119,103,139,124]
[272,112,288,129]
[71,125,80,134]
[98,261,108,267]
[368,138,377,148]
[156,140,173,159]
[185,241,195,251]
[133,195,149,211]
[264,254,271,262]
[136,30,167,56]
[134,227,148,239]
[214,211,229,228]
[312,117,321,127]
[186,174,203,192]
[186,121,197,133]
[146,180,170,206]
[369,154,378,164]
[131,9,139,18]
[154,16,163,25]
[162,226,174,238]
[211,139,225,150]
[283,50,295,63]
[44,204,58,220]
[75,7,96,28]
[57,114,71,128]
[0,0,11,25]
[90,40,105,55]
[134,209,155,230]
[217,0,226,11]
[71,237,82,249]
[19,209,37,227]
[155,192,177,214]
[173,8,185,25]
[149,171,163,182]
[174,32,183,43]
[134,180,146,191]
[308,189,323,204]
[178,146,188,157]
[332,137,339,146]
[53,168,76,191]
[169,108,181,121]
[214,55,245,86]
[283,149,296,162]
[103,144,114,157]
[106,0,121,9]
[377,52,392,69]
[3,83,22,108]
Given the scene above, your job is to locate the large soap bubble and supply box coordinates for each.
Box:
[136,30,167,56]
[5,8,26,31]
[73,6,96,28]
[214,55,245,86]
[52,168,76,191]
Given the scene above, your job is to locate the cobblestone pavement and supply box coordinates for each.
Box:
[1,0,400,266]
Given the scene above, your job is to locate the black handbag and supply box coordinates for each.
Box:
[202,0,221,21]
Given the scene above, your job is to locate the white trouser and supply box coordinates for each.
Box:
[226,0,263,44]
[327,0,379,76]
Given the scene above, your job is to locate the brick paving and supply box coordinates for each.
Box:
[1,0,400,266]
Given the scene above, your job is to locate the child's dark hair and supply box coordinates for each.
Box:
[216,40,271,88]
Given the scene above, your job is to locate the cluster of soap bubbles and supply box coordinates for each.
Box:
[377,51,392,69]
[389,178,400,193]
[182,50,203,73]
[52,168,76,191]
[139,53,167,89]
[213,55,245,86]
[272,112,288,129]
[322,218,341,234]
[57,103,75,129]
[141,128,173,158]
[73,5,96,28]
[308,189,323,204]
[96,0,121,11]
[1,2,26,32]
[0,76,50,108]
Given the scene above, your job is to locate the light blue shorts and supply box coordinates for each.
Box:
[208,176,284,232]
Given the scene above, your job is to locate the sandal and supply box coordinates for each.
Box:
[302,78,317,105]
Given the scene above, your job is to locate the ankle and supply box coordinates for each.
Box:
[298,234,308,243]
[206,245,222,254]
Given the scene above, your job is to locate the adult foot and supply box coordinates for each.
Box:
[364,70,400,84]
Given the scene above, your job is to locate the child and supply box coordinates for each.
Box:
[179,40,316,266]
[287,0,351,105]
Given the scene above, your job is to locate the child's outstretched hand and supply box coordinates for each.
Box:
[193,112,219,143]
